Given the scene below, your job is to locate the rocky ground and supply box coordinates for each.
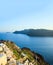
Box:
[0,40,49,65]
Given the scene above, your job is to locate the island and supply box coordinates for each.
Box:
[14,29,53,37]
[0,40,49,65]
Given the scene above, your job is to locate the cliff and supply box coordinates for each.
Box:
[0,40,49,65]
[14,29,53,37]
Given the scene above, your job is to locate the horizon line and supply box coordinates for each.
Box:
[0,28,53,32]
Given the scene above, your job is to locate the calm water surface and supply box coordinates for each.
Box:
[0,33,53,65]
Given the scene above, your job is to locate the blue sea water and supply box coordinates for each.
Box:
[0,33,53,65]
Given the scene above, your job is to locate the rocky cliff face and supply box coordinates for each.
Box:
[0,40,49,65]
[22,47,49,65]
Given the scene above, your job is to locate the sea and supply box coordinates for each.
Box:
[0,33,53,65]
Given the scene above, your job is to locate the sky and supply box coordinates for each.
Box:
[0,0,53,32]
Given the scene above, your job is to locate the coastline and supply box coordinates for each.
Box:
[0,40,49,65]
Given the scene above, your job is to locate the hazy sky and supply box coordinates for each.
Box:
[0,0,53,32]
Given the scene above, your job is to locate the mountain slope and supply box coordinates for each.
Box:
[14,29,53,37]
[0,40,49,65]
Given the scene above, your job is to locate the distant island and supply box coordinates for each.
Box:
[14,29,53,37]
[0,40,49,65]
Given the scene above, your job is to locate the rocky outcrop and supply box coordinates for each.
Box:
[0,40,49,65]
